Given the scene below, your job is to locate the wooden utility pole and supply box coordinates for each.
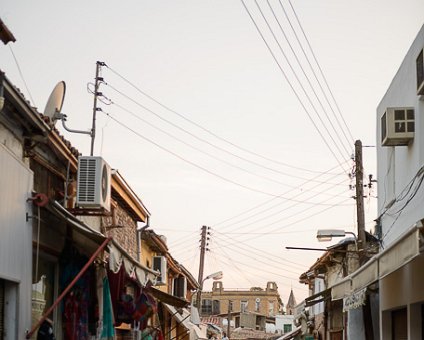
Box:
[196,225,207,310]
[355,140,366,252]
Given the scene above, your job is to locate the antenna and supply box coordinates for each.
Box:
[50,61,106,152]
[43,81,66,127]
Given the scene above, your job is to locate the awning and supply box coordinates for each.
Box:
[148,287,188,308]
[50,201,159,288]
[163,303,192,330]
[49,200,106,246]
[305,288,331,307]
[108,239,158,286]
[277,326,302,340]
[331,225,423,300]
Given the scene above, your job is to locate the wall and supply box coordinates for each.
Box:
[202,283,281,317]
[376,25,424,246]
[102,203,138,259]
[0,144,33,339]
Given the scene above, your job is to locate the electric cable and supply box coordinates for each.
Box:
[100,109,350,205]
[105,64,341,175]
[254,0,352,157]
[266,0,353,151]
[107,82,347,183]
[285,0,355,143]
[240,0,349,174]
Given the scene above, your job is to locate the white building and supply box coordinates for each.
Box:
[376,24,424,338]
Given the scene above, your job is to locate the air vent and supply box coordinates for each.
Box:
[381,107,415,146]
[76,156,111,211]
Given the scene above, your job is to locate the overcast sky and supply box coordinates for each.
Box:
[1,0,423,303]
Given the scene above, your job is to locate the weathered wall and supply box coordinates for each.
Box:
[102,202,138,259]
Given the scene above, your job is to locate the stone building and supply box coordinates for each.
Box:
[199,281,282,331]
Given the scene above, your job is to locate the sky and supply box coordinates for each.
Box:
[1,0,423,303]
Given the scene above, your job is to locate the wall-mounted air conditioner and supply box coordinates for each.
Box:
[153,256,167,285]
[76,156,111,211]
[417,48,424,96]
[173,276,187,298]
[381,107,415,146]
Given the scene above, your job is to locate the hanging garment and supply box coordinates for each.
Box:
[101,276,115,338]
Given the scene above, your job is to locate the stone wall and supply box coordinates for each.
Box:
[102,201,138,259]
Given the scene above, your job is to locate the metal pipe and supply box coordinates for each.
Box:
[26,236,112,339]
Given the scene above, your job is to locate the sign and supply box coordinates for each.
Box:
[343,288,366,311]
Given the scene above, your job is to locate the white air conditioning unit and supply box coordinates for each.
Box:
[153,256,167,285]
[76,156,111,211]
[381,107,415,146]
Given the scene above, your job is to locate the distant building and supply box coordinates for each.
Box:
[285,289,297,316]
[199,281,282,331]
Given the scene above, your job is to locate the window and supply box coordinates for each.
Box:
[173,276,187,298]
[229,300,233,312]
[283,324,292,333]
[268,301,274,316]
[201,299,213,315]
[241,300,248,313]
[255,299,260,312]
[212,300,220,315]
[417,49,424,94]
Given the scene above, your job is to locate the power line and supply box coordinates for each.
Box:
[9,45,36,106]
[105,64,340,175]
[285,0,355,142]
[265,0,353,151]
[101,109,350,205]
[111,100,343,190]
[216,179,349,231]
[211,162,347,228]
[253,0,352,157]
[240,0,349,174]
[107,82,346,184]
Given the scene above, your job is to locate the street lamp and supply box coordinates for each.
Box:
[196,271,223,314]
[316,229,358,249]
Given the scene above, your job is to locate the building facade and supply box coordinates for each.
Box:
[375,24,424,339]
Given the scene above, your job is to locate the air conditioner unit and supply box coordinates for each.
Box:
[417,48,424,95]
[153,256,167,285]
[381,107,414,146]
[76,156,111,211]
[173,276,187,298]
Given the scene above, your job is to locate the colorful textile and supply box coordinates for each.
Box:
[101,276,115,338]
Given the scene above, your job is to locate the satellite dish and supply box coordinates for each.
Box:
[43,81,66,127]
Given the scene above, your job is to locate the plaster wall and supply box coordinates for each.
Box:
[376,25,424,246]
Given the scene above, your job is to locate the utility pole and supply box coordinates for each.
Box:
[196,225,208,310]
[90,61,104,156]
[227,300,231,338]
[355,140,366,253]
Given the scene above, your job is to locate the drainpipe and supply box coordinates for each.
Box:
[137,215,150,261]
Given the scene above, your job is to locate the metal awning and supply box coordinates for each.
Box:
[163,303,192,330]
[148,287,188,308]
[331,225,423,300]
[305,288,331,307]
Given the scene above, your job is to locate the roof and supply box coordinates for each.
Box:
[286,289,297,308]
[141,229,199,289]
